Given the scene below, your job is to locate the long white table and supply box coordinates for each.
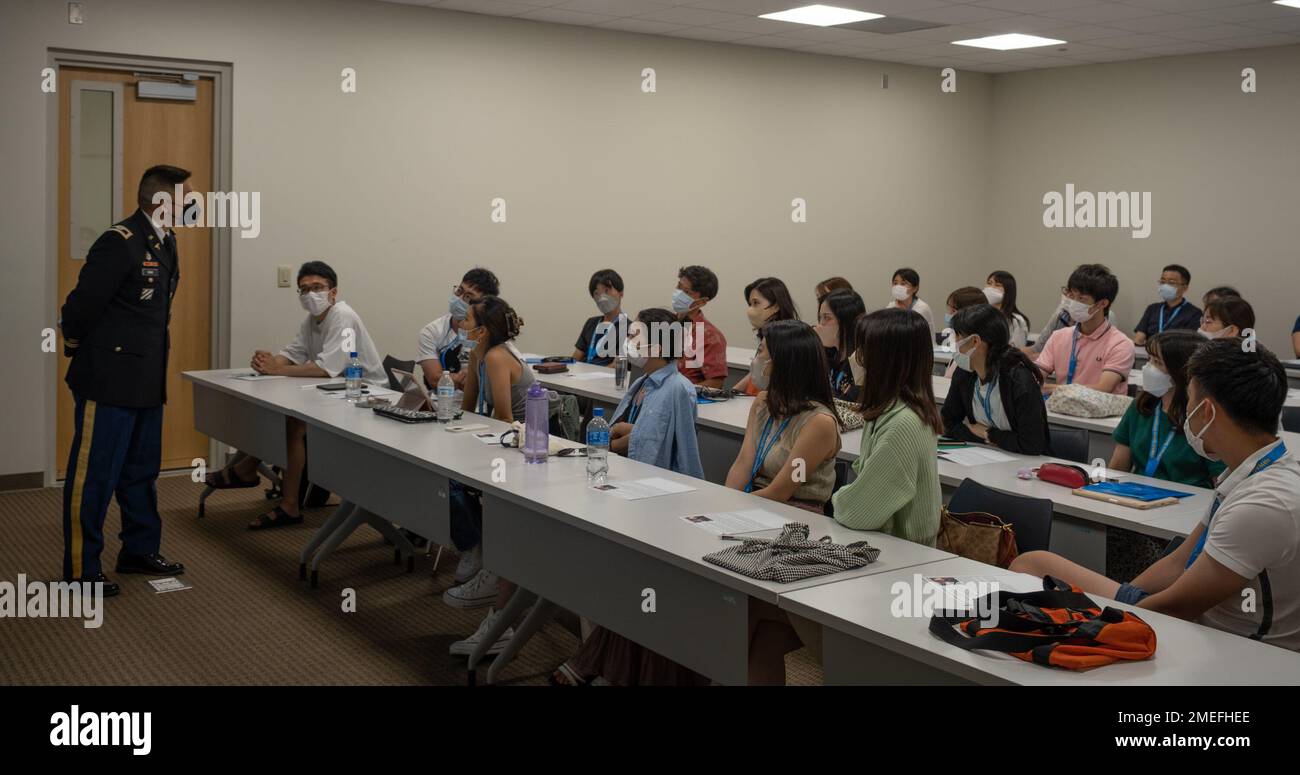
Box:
[184,368,951,685]
[779,556,1300,685]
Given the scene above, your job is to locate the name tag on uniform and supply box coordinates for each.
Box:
[141,266,160,277]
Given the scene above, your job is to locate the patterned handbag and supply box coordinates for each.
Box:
[936,507,1019,568]
[833,398,865,431]
[1046,383,1132,418]
[703,523,880,583]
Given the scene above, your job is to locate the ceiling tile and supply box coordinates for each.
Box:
[436,0,537,16]
[1104,13,1228,34]
[592,17,690,33]
[1088,33,1181,49]
[971,0,1098,13]
[1188,4,1300,23]
[514,7,616,24]
[666,26,757,41]
[634,6,748,25]
[1041,3,1170,24]
[1121,0,1258,12]
[900,5,1021,25]
[1161,23,1268,41]
[674,0,793,15]
[553,0,674,16]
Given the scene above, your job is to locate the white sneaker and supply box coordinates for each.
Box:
[442,569,498,609]
[453,545,482,585]
[449,607,515,656]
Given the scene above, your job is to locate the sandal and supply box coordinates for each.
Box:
[206,466,260,490]
[247,506,304,531]
[548,663,591,687]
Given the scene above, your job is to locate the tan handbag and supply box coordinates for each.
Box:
[833,398,864,431]
[936,507,1019,568]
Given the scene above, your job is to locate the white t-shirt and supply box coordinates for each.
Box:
[416,314,461,366]
[1197,440,1300,650]
[969,375,1010,431]
[1009,313,1029,348]
[884,297,934,332]
[279,300,385,383]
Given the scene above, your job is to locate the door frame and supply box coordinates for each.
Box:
[45,50,235,486]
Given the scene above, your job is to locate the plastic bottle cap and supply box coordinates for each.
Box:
[593,407,604,416]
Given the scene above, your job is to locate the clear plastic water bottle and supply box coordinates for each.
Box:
[436,371,455,421]
[345,352,363,402]
[524,382,550,464]
[586,408,609,485]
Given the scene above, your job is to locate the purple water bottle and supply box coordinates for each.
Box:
[524,381,550,464]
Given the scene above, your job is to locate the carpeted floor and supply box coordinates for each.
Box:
[0,474,822,686]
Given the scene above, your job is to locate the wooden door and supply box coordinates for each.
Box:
[57,67,213,475]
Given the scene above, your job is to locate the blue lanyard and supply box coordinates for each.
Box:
[438,335,458,368]
[586,318,621,363]
[476,359,487,415]
[1144,404,1177,478]
[974,376,997,426]
[1158,300,1185,333]
[1066,326,1082,385]
[1187,442,1288,568]
[745,416,791,493]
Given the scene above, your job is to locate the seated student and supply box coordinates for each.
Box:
[724,319,842,513]
[204,261,384,530]
[673,265,728,388]
[571,268,628,366]
[814,288,866,402]
[443,296,535,656]
[1112,331,1225,488]
[941,286,989,377]
[553,309,708,686]
[815,276,853,307]
[734,277,800,395]
[941,304,1050,455]
[1013,340,1300,651]
[747,310,942,684]
[1200,295,1255,340]
[1202,285,1240,309]
[830,308,944,543]
[885,267,934,333]
[417,267,497,390]
[984,270,1031,348]
[1035,263,1134,395]
[1134,264,1201,345]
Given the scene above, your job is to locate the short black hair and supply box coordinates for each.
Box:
[892,267,921,290]
[634,307,684,360]
[461,267,499,297]
[1205,296,1255,331]
[1067,263,1119,306]
[677,265,719,300]
[137,164,191,210]
[1185,340,1287,436]
[1203,286,1240,304]
[589,269,624,297]
[1162,264,1191,284]
[297,260,337,288]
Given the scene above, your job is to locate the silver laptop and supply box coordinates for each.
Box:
[390,368,433,411]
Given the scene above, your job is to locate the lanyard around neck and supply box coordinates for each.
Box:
[1186,442,1288,568]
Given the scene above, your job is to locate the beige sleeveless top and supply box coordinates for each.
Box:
[748,401,840,504]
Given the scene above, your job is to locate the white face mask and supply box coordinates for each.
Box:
[301,290,332,316]
[982,286,1004,306]
[1198,326,1227,340]
[1183,399,1219,461]
[952,336,976,372]
[1140,362,1173,398]
[1063,297,1094,324]
[626,339,649,369]
[849,351,865,385]
[750,353,771,391]
[891,284,910,302]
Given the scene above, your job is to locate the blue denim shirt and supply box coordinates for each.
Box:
[611,362,704,479]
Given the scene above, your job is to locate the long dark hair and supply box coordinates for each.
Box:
[1136,330,1202,428]
[760,319,841,428]
[951,304,1043,386]
[892,267,921,299]
[744,277,800,324]
[852,309,943,434]
[987,269,1030,331]
[468,295,523,350]
[821,288,866,357]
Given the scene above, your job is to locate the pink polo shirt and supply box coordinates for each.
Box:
[1035,320,1133,395]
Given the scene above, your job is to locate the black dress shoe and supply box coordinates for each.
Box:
[70,573,120,597]
[115,553,185,576]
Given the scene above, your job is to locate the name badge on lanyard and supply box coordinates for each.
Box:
[1158,300,1185,333]
[1144,404,1176,478]
[745,416,790,493]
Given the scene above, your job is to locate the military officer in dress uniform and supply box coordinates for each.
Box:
[60,165,191,596]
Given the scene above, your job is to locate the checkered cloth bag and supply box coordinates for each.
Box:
[703,523,880,583]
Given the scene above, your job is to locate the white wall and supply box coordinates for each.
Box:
[988,44,1300,352]
[1,0,992,477]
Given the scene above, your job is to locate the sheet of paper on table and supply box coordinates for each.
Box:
[594,477,696,501]
[938,446,1017,466]
[681,508,791,536]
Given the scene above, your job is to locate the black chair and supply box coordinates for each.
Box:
[1282,406,1300,434]
[823,459,852,518]
[1049,426,1090,464]
[947,478,1053,554]
[383,354,417,391]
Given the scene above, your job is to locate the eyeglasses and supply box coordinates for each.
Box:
[298,284,330,295]
[1158,278,1186,286]
[452,285,481,301]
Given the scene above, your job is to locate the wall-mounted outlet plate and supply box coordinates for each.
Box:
[277,265,291,288]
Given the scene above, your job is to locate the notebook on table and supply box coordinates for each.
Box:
[1072,481,1195,510]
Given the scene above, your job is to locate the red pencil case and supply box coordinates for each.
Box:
[1037,462,1090,489]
